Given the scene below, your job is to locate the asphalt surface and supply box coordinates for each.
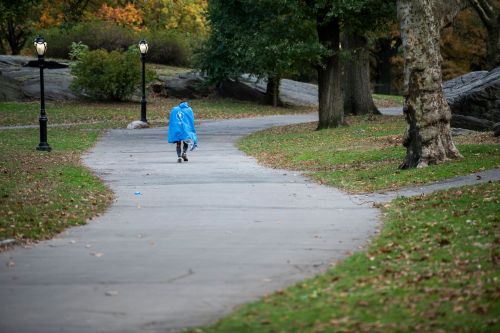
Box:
[0,114,380,333]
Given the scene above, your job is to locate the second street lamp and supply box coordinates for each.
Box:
[139,39,149,123]
[34,36,51,152]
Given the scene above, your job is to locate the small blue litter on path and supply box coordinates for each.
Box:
[134,192,142,196]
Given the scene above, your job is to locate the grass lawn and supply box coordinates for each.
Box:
[372,94,404,108]
[239,115,499,193]
[0,93,401,128]
[0,97,315,127]
[0,126,114,242]
[189,181,500,333]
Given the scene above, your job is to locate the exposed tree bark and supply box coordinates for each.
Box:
[398,0,462,169]
[469,0,500,69]
[265,75,281,107]
[343,33,380,115]
[316,15,344,129]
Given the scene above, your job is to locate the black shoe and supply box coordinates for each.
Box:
[182,153,188,162]
[177,157,182,163]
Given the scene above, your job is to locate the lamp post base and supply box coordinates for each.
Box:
[36,143,52,152]
[140,99,147,123]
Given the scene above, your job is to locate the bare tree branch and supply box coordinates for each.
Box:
[470,0,496,27]
[432,0,470,29]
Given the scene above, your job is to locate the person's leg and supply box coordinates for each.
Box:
[182,142,189,161]
[176,142,182,163]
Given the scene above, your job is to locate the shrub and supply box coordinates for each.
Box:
[73,21,137,53]
[36,26,76,59]
[34,21,138,59]
[139,29,190,66]
[70,46,142,101]
[33,23,192,66]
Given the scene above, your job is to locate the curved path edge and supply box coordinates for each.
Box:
[0,114,379,333]
[352,168,500,205]
[0,113,497,333]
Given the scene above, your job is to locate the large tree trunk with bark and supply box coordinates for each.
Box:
[265,75,281,107]
[398,0,462,169]
[316,16,344,129]
[343,34,380,115]
[469,0,500,69]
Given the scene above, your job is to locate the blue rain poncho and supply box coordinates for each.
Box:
[167,102,198,150]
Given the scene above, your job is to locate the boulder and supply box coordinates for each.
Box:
[451,127,477,136]
[127,120,149,129]
[444,67,500,131]
[451,115,494,131]
[493,122,500,137]
[151,72,211,98]
[0,55,77,101]
[216,79,266,104]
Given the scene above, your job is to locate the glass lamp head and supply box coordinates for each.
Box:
[139,39,149,54]
[34,36,47,56]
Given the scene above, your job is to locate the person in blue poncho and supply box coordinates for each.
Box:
[168,101,198,163]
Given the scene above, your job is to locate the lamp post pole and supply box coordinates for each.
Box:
[35,36,51,152]
[139,39,149,123]
[141,52,147,122]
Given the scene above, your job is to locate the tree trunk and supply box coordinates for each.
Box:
[316,16,343,129]
[469,0,500,69]
[0,37,5,54]
[343,34,380,115]
[5,18,26,55]
[397,0,462,169]
[485,23,500,68]
[265,75,281,107]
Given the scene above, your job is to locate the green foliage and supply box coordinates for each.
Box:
[312,0,396,34]
[142,29,190,66]
[196,0,321,84]
[34,21,136,59]
[70,46,142,101]
[68,41,88,60]
[32,21,191,66]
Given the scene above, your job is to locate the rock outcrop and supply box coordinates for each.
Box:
[444,67,500,131]
[0,55,77,101]
[151,72,211,99]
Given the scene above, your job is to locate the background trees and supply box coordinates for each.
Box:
[0,0,207,63]
[197,0,320,107]
[341,1,395,116]
[0,0,38,55]
[469,0,500,68]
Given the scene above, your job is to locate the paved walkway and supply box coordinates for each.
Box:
[0,114,380,333]
[352,168,500,204]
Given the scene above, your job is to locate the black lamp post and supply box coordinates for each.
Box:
[34,36,51,152]
[139,39,149,123]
